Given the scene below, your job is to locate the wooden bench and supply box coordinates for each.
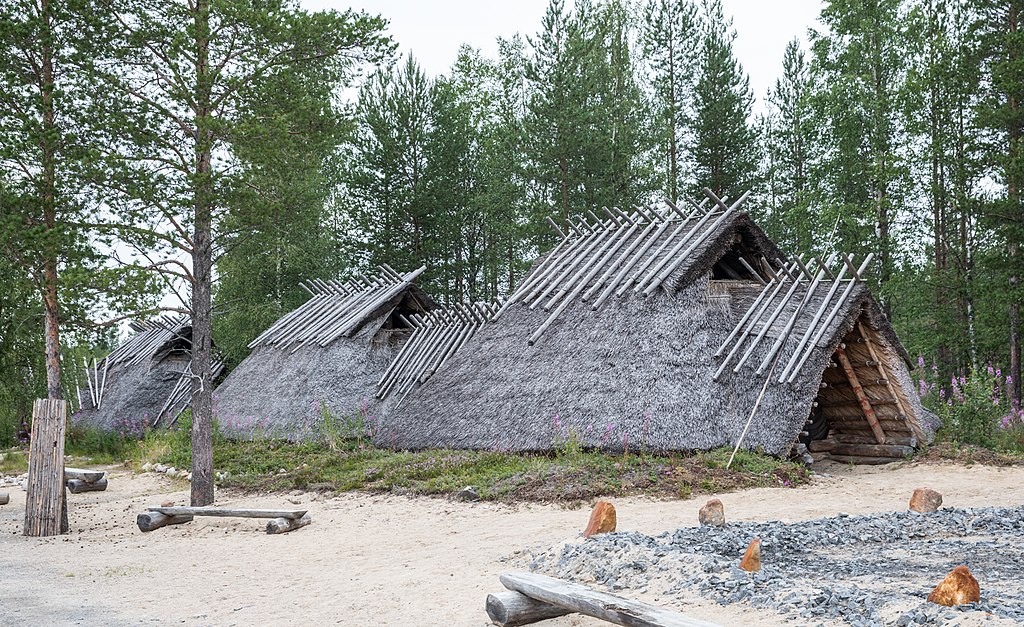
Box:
[138,506,312,534]
[65,467,107,494]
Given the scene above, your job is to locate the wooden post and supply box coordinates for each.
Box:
[24,398,68,537]
[835,347,886,444]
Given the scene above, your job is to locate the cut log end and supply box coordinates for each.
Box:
[486,591,572,627]
[0,492,9,505]
[137,511,194,532]
[67,478,108,494]
[266,512,312,535]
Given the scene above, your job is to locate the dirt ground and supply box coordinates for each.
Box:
[2,460,1023,626]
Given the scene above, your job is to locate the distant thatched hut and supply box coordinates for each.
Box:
[212,265,437,440]
[74,317,219,433]
[381,191,932,464]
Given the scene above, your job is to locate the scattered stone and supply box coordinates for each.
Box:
[160,501,175,507]
[278,468,287,475]
[928,566,980,607]
[739,538,761,572]
[457,486,480,502]
[910,488,942,513]
[584,500,616,538]
[699,498,726,526]
[141,462,153,472]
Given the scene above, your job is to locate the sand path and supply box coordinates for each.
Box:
[2,460,1022,626]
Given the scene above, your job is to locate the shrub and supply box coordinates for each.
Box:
[917,362,1023,452]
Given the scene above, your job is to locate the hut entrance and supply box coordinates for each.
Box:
[805,317,918,464]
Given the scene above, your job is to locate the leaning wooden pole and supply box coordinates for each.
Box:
[835,346,886,444]
[24,398,68,537]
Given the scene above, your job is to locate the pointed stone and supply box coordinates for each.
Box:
[928,566,980,606]
[909,487,942,513]
[739,538,761,572]
[583,501,616,538]
[698,498,725,526]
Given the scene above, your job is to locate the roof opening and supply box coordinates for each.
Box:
[153,326,193,361]
[711,233,768,282]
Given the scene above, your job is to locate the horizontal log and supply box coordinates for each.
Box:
[67,478,107,494]
[266,513,312,534]
[819,399,898,409]
[834,433,917,447]
[828,454,905,465]
[829,443,914,458]
[0,492,8,505]
[807,439,837,453]
[499,572,720,627]
[137,511,194,532]
[64,467,105,483]
[486,590,573,626]
[148,506,307,520]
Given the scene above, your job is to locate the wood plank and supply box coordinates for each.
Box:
[67,478,108,494]
[137,511,193,532]
[24,399,68,537]
[265,513,313,534]
[148,506,306,520]
[835,348,886,444]
[500,572,720,627]
[64,467,105,483]
[486,590,573,626]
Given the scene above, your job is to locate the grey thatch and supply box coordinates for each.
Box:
[73,317,223,432]
[213,265,437,440]
[380,191,932,461]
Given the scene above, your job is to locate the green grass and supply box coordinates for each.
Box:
[0,449,28,473]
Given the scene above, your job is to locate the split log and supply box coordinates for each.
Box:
[266,513,312,534]
[486,590,572,626]
[828,454,905,466]
[24,398,68,537]
[64,467,105,483]
[829,443,914,458]
[137,511,194,532]
[67,478,108,494]
[0,492,9,505]
[499,572,720,627]
[148,506,306,520]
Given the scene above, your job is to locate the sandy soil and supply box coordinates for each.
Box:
[2,460,1023,626]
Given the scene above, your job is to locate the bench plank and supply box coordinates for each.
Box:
[148,506,307,520]
[64,467,105,483]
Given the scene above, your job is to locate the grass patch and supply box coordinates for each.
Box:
[914,440,1024,466]
[0,449,28,473]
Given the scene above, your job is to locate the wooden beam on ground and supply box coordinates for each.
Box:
[64,468,105,483]
[24,399,68,537]
[835,347,886,445]
[828,454,904,465]
[486,590,573,626]
[137,511,193,532]
[499,572,721,627]
[147,506,307,520]
[67,478,108,494]
[828,443,914,458]
[834,433,917,447]
[266,513,312,534]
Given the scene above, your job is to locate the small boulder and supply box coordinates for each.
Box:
[739,538,761,572]
[141,462,153,472]
[928,566,980,606]
[698,498,725,526]
[584,501,616,538]
[910,487,942,513]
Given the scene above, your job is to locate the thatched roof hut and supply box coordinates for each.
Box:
[73,317,220,433]
[380,191,932,463]
[212,265,437,440]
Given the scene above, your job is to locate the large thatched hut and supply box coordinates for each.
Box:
[73,317,219,433]
[380,191,932,464]
[212,265,437,439]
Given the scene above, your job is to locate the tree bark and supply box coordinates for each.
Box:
[190,0,215,507]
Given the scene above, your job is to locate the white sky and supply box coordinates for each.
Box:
[300,0,826,108]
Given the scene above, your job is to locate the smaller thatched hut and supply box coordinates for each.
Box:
[73,317,220,433]
[212,265,437,439]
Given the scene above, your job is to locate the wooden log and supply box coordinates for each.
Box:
[828,454,904,466]
[0,492,9,505]
[834,433,917,447]
[486,590,573,626]
[807,439,838,453]
[64,467,105,483]
[499,572,720,627]
[137,511,194,532]
[24,398,68,537]
[265,513,312,534]
[819,399,898,408]
[829,443,914,458]
[148,506,307,519]
[856,321,913,425]
[67,478,108,494]
[835,347,886,444]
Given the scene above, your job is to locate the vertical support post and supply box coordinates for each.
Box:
[24,398,68,537]
[835,347,886,444]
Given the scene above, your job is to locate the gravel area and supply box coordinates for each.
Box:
[532,506,1024,626]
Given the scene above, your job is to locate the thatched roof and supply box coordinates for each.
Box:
[72,317,223,432]
[213,265,437,439]
[380,192,931,460]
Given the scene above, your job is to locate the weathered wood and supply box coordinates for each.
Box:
[829,443,914,458]
[819,399,898,408]
[0,492,9,505]
[807,439,838,453]
[828,454,905,465]
[833,433,917,447]
[137,511,193,532]
[856,321,913,424]
[486,590,573,626]
[499,572,720,627]
[265,512,312,534]
[67,478,108,494]
[64,467,105,483]
[835,347,886,445]
[24,398,68,537]
[148,506,307,519]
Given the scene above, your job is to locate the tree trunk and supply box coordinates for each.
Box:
[40,0,61,401]
[190,0,215,507]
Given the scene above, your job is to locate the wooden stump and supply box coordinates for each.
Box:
[24,399,68,537]
[266,513,312,534]
[67,478,108,494]
[486,590,572,626]
[0,492,9,505]
[137,511,194,532]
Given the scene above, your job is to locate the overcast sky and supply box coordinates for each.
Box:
[300,0,826,108]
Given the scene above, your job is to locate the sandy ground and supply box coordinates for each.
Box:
[2,460,1023,627]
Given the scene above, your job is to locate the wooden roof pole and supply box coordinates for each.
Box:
[835,346,886,444]
[856,321,910,420]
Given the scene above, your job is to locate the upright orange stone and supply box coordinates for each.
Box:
[909,487,943,513]
[739,538,761,572]
[927,566,980,607]
[583,501,616,538]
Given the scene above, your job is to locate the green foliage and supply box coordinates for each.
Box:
[919,365,1024,452]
